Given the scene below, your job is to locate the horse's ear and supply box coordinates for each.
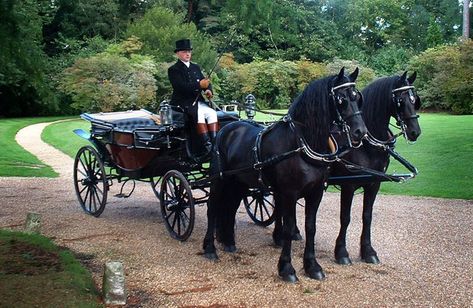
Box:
[337,67,346,80]
[400,71,408,82]
[349,67,359,81]
[408,71,417,84]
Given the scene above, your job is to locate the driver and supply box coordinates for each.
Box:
[167,39,219,156]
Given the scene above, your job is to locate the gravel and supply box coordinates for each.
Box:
[0,122,471,307]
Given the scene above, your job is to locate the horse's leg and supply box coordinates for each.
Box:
[273,205,302,247]
[303,186,325,280]
[220,182,245,253]
[360,183,381,264]
[335,185,356,265]
[272,206,283,246]
[276,192,298,283]
[203,179,224,260]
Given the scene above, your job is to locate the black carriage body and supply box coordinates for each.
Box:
[80,109,192,180]
[80,109,238,180]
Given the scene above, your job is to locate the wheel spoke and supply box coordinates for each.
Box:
[79,184,88,195]
[83,187,90,206]
[77,168,87,178]
[91,187,98,212]
[176,211,182,235]
[171,211,178,230]
[79,156,88,175]
[262,200,272,217]
[92,186,103,206]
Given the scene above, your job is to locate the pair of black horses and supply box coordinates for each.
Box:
[202,67,421,282]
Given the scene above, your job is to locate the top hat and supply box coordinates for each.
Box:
[174,39,193,52]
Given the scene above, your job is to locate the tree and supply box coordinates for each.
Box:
[59,38,158,112]
[0,0,56,116]
[126,6,216,71]
[463,0,470,39]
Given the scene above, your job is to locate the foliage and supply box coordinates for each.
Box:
[326,59,376,89]
[215,0,347,63]
[0,0,56,117]
[219,58,328,108]
[1,0,472,116]
[409,40,473,114]
[369,45,414,76]
[219,59,299,109]
[126,5,217,71]
[44,0,122,42]
[443,40,473,114]
[59,39,158,112]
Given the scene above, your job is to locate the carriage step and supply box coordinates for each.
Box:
[114,193,130,198]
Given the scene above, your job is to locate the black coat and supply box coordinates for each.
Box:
[167,60,212,122]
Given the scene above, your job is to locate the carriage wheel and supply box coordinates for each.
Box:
[243,189,275,227]
[73,146,108,217]
[160,170,195,241]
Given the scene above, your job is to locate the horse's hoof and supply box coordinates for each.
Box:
[292,233,303,241]
[223,245,236,253]
[204,252,219,260]
[306,270,325,280]
[363,255,380,264]
[280,273,299,283]
[336,257,352,265]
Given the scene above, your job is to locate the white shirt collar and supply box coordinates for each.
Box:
[180,60,190,68]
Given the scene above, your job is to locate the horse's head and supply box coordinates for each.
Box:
[330,67,367,146]
[391,71,421,142]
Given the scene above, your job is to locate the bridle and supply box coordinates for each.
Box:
[330,82,364,149]
[366,84,420,148]
[391,85,420,143]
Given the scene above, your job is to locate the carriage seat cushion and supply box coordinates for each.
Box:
[112,117,157,131]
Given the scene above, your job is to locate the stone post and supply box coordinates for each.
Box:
[24,212,41,233]
[102,261,126,305]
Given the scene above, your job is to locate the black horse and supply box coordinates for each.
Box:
[203,68,367,282]
[330,71,421,265]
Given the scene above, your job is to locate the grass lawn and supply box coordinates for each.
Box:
[0,229,102,307]
[0,117,69,177]
[380,113,473,199]
[41,118,90,158]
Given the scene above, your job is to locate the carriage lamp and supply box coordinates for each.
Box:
[159,101,173,125]
[244,94,256,120]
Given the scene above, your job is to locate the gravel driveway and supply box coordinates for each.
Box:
[1,122,472,307]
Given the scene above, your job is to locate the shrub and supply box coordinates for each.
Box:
[59,52,157,112]
[408,41,473,114]
[326,58,376,89]
[219,59,299,109]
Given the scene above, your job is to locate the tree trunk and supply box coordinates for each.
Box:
[187,0,194,23]
[463,0,470,39]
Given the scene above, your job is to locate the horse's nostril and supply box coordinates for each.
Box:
[410,131,419,141]
[352,128,364,141]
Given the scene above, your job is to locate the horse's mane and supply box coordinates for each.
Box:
[362,76,400,135]
[288,75,334,150]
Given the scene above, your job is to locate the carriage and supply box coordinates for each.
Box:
[72,105,272,241]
